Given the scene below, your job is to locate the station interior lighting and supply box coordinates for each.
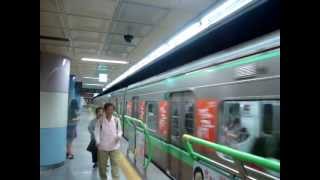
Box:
[84,83,104,87]
[81,58,128,64]
[83,76,99,80]
[102,0,256,92]
[62,58,67,66]
[99,73,108,82]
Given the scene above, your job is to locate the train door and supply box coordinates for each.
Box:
[168,91,195,180]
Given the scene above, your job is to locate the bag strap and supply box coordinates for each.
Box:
[99,117,119,134]
[99,119,102,131]
[115,117,119,134]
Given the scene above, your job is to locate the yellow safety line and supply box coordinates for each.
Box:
[118,152,142,180]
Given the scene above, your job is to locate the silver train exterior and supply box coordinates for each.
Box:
[93,30,280,180]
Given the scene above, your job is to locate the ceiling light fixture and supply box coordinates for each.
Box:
[99,74,108,82]
[102,0,256,92]
[62,59,67,66]
[81,58,128,64]
[84,83,104,87]
[83,76,99,80]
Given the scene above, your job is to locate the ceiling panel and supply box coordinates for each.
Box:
[77,67,98,72]
[106,51,128,59]
[108,44,134,53]
[40,0,59,12]
[124,0,177,8]
[110,21,152,37]
[115,2,169,24]
[44,45,70,55]
[40,27,65,38]
[40,12,63,27]
[177,0,218,12]
[63,0,118,18]
[70,31,105,42]
[74,48,97,55]
[40,0,218,90]
[40,39,70,47]
[72,41,102,49]
[68,15,111,32]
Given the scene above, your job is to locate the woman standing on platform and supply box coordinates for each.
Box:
[87,107,104,168]
[66,99,80,159]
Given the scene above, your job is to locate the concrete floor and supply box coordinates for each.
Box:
[40,108,126,180]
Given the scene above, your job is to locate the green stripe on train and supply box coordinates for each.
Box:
[133,48,280,90]
[149,135,194,166]
[173,48,280,80]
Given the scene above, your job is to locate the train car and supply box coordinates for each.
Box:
[94,30,280,180]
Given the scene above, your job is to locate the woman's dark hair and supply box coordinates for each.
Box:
[70,99,79,110]
[193,167,204,180]
[95,107,103,114]
[104,103,115,110]
[234,118,240,125]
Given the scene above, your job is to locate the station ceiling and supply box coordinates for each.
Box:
[40,0,220,89]
[99,0,280,96]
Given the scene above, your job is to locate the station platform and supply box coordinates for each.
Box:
[40,108,169,180]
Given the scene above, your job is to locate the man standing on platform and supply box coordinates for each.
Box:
[95,103,122,180]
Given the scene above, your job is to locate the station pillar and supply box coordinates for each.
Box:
[40,52,70,168]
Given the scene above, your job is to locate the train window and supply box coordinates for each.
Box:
[115,98,119,113]
[119,96,123,115]
[132,96,139,118]
[171,102,180,138]
[184,102,194,134]
[219,100,280,161]
[146,101,158,132]
[169,91,195,147]
[126,100,132,116]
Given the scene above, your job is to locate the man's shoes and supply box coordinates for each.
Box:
[67,154,74,159]
[93,163,98,168]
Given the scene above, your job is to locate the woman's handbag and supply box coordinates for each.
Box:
[86,139,97,152]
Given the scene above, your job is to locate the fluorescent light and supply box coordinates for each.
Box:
[62,59,67,66]
[201,0,253,29]
[84,83,104,87]
[103,0,255,91]
[99,74,108,82]
[83,76,99,80]
[167,22,202,49]
[82,58,128,64]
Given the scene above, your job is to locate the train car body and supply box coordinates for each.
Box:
[94,31,280,180]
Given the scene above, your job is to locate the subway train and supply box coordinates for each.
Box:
[93,30,280,180]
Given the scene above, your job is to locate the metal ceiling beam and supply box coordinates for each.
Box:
[40,35,69,42]
[122,0,170,11]
[41,25,145,38]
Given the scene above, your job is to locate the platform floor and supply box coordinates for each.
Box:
[40,109,127,180]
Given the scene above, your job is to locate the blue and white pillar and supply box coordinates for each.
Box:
[40,53,70,168]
